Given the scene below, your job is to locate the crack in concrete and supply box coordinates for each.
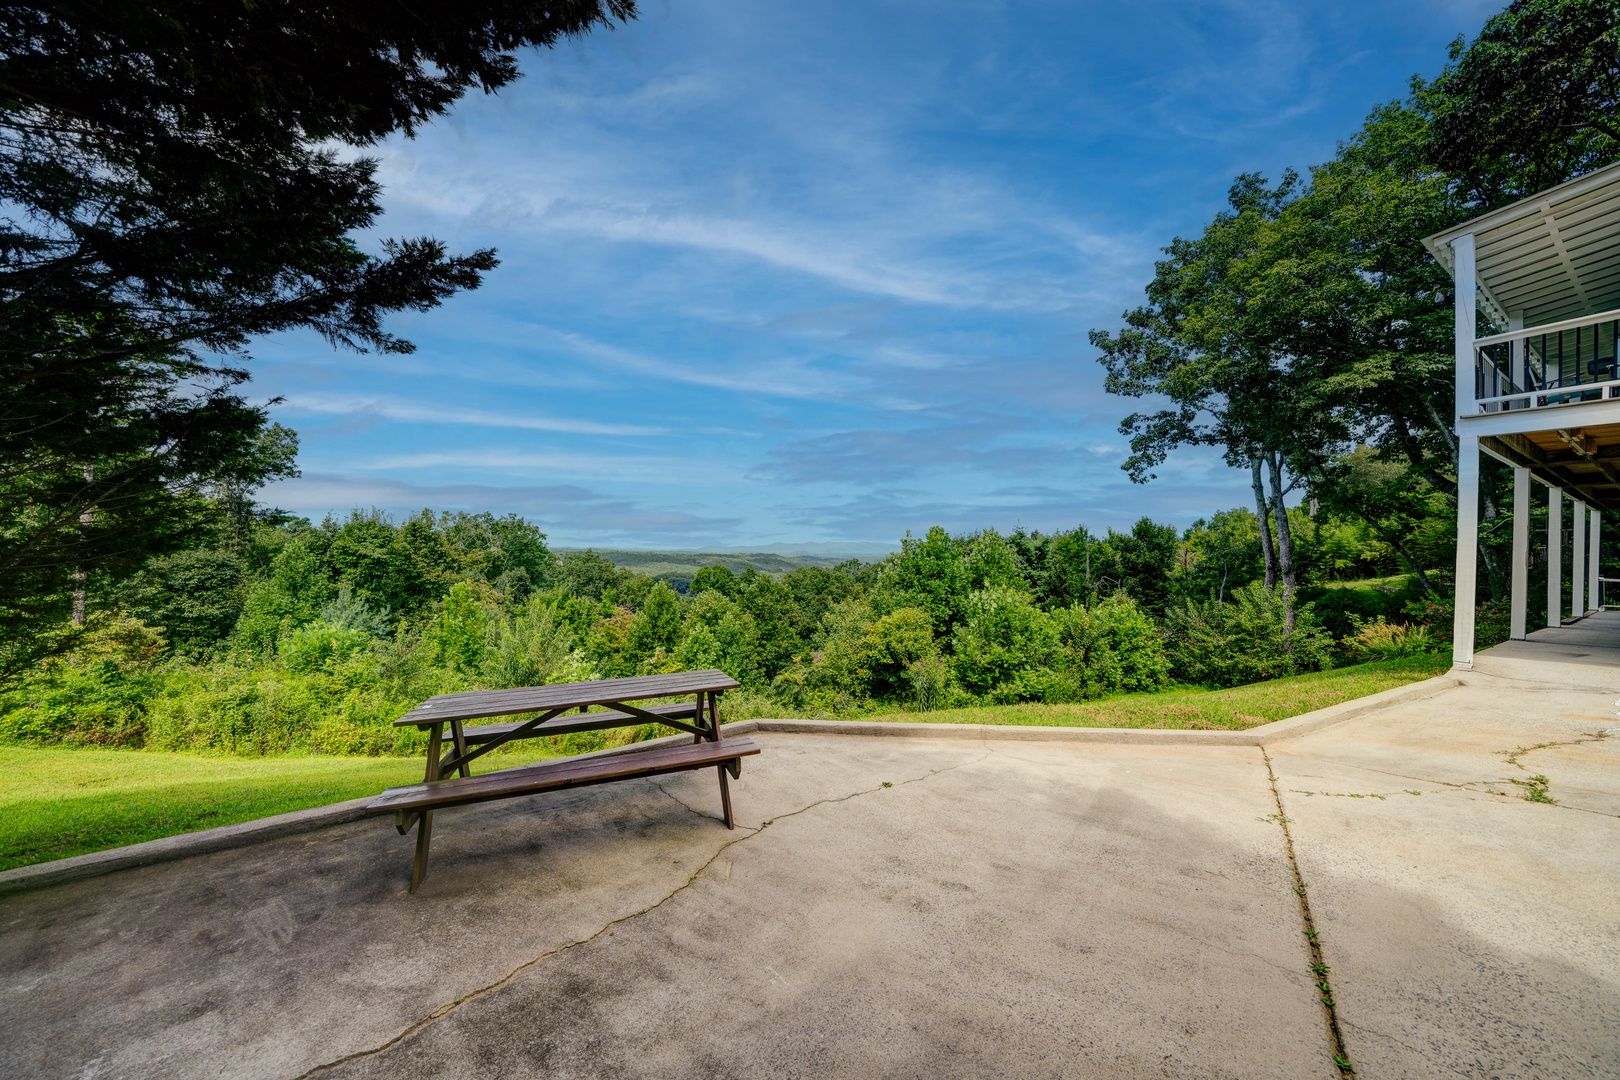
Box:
[1497,731,1610,770]
[298,825,760,1079]
[651,779,715,820]
[753,752,989,832]
[1261,747,1356,1077]
[297,751,983,1078]
[1337,1017,1432,1060]
[1278,758,1618,817]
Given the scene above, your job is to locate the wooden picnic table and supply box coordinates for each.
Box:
[370,669,757,891]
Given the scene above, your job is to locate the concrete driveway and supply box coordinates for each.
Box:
[2,630,1616,1079]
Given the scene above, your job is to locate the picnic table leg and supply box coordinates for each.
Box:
[450,719,471,778]
[710,692,740,778]
[411,811,435,891]
[423,722,443,783]
[716,766,734,828]
[704,691,736,828]
[411,722,444,892]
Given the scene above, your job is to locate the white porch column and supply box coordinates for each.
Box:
[1573,498,1586,618]
[1454,233,1476,416]
[1452,233,1478,667]
[1453,435,1481,667]
[1510,467,1530,639]
[1590,508,1602,611]
[1548,486,1563,628]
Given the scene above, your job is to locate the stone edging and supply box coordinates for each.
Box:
[0,673,1457,897]
[736,672,1459,746]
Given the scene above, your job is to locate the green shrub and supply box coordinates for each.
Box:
[142,653,430,757]
[422,580,494,675]
[483,596,581,688]
[904,654,956,711]
[279,621,374,675]
[950,587,1055,698]
[1044,593,1169,700]
[1049,605,1121,699]
[674,590,761,684]
[1165,583,1334,688]
[1089,593,1171,692]
[1298,575,1428,639]
[0,614,165,747]
[1344,616,1441,661]
[805,597,875,694]
[861,607,935,698]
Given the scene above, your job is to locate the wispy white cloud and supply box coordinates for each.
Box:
[261,473,744,544]
[280,393,661,436]
[361,448,741,486]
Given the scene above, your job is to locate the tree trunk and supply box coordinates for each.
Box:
[1251,457,1277,591]
[71,463,92,626]
[1267,451,1297,641]
[1421,397,1461,498]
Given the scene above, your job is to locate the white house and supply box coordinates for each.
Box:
[1424,160,1620,668]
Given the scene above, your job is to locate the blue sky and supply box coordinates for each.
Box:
[255,0,1501,552]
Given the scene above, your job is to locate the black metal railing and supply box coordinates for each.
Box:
[1475,316,1620,412]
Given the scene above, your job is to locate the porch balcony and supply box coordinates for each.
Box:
[1473,307,1620,415]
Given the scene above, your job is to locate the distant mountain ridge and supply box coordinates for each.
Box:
[552,544,892,584]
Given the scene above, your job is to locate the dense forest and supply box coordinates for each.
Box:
[0,501,1466,756]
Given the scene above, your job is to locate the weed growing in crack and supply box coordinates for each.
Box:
[1264,744,1356,1076]
[1500,742,1559,769]
[1296,789,1426,800]
[1496,731,1609,775]
[1510,774,1557,804]
[881,781,892,788]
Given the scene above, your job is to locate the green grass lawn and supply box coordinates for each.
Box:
[0,751,427,872]
[0,655,1450,873]
[859,654,1450,730]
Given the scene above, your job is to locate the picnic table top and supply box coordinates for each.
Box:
[393,669,741,727]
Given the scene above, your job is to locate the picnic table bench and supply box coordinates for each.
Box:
[369,669,758,891]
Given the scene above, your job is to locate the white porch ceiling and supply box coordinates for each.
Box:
[1424,161,1620,330]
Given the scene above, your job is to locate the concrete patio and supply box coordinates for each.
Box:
[2,627,1617,1079]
